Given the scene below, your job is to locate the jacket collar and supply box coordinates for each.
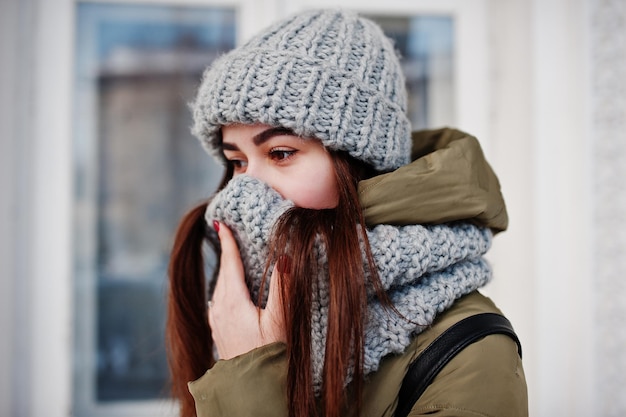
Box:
[359,128,508,233]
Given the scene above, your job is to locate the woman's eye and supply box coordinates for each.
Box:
[228,159,247,170]
[269,148,296,161]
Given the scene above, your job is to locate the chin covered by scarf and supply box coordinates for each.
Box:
[205,175,492,392]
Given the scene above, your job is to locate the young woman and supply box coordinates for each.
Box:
[167,9,528,417]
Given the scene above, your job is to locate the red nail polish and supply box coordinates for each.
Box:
[213,220,220,232]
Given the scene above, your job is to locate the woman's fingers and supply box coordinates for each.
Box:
[208,221,286,359]
[213,221,248,297]
[265,259,284,313]
[208,221,254,359]
[262,260,289,343]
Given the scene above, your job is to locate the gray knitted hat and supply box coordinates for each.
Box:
[191,9,412,172]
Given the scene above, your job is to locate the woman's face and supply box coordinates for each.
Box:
[221,124,339,209]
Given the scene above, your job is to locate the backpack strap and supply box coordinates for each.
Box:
[395,313,522,417]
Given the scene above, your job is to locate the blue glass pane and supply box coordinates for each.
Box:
[74,2,234,404]
[368,15,454,129]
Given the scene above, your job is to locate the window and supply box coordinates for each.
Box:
[73,3,234,415]
[368,14,455,129]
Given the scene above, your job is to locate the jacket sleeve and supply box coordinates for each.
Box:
[188,342,289,417]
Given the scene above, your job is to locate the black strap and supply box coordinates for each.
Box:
[395,313,522,417]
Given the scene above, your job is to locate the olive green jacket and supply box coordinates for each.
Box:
[359,127,508,233]
[189,128,528,416]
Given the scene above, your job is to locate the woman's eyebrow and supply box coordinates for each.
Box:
[221,126,296,151]
[221,142,239,151]
[252,127,296,146]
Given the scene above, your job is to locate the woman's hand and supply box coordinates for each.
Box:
[208,221,287,360]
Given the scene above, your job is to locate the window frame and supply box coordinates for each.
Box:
[72,3,238,414]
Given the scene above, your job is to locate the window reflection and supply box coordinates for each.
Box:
[369,15,454,129]
[73,3,234,407]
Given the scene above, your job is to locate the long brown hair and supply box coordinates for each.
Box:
[166,152,385,417]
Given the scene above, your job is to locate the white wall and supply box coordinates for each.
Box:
[0,1,37,416]
[488,0,596,415]
[0,1,18,415]
[30,0,75,415]
[485,0,536,404]
[530,0,594,414]
[590,0,626,414]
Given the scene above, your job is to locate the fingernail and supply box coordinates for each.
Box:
[212,220,220,232]
[277,255,291,274]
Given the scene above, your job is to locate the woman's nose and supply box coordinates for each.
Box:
[244,162,278,192]
[242,161,265,182]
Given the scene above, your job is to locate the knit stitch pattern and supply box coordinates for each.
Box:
[205,175,492,391]
[191,9,412,172]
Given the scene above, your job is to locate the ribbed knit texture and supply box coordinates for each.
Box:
[205,175,493,391]
[191,9,412,172]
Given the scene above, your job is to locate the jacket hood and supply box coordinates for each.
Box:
[358,127,508,234]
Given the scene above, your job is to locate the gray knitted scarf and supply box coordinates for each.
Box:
[205,175,492,391]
